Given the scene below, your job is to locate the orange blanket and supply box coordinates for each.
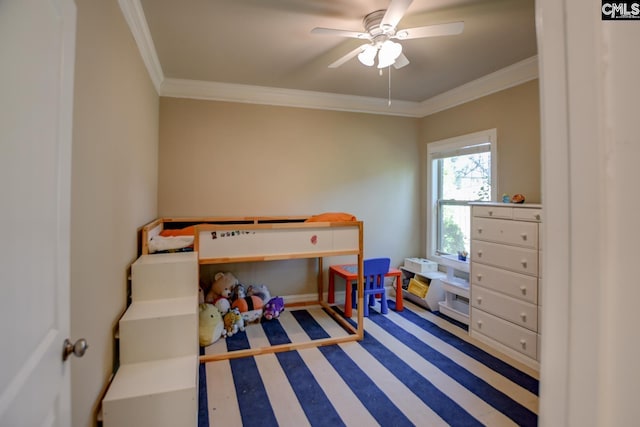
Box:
[159,225,199,237]
[305,212,357,222]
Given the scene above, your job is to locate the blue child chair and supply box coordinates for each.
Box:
[351,258,391,317]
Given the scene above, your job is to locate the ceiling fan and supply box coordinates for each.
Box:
[311,0,464,69]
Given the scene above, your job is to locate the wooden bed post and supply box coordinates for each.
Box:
[357,222,364,340]
[317,257,323,302]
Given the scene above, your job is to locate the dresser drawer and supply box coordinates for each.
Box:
[472,205,512,219]
[513,208,542,222]
[472,285,538,331]
[471,217,538,249]
[472,240,538,276]
[471,262,538,304]
[471,308,538,359]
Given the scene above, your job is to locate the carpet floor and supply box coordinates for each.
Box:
[198,300,539,427]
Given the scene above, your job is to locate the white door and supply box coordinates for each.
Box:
[0,0,77,426]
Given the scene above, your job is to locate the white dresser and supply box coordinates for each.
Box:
[469,202,542,369]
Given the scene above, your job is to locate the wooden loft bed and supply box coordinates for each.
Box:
[140,216,365,362]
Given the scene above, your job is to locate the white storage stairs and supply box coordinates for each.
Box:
[102,252,199,427]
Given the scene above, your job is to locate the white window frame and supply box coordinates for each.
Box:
[426,129,498,264]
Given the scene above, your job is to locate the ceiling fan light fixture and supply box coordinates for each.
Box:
[377,40,402,68]
[357,44,377,66]
[396,30,409,39]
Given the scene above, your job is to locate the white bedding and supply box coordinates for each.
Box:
[148,235,194,253]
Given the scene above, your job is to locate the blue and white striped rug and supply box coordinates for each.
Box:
[198,300,538,427]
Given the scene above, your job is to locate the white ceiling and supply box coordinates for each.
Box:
[130,0,537,116]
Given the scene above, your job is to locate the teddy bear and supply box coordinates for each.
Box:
[263,296,285,321]
[198,303,225,347]
[205,271,238,314]
[223,307,245,337]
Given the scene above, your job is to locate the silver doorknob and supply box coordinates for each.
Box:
[63,338,88,361]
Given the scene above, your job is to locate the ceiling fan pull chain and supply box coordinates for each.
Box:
[388,66,392,106]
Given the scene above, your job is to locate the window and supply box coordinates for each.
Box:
[426,129,497,262]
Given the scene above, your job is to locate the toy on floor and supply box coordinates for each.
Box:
[246,284,271,305]
[223,307,245,337]
[205,271,238,304]
[206,271,238,314]
[230,283,246,301]
[199,303,224,346]
[230,284,263,323]
[232,291,264,311]
[214,297,231,315]
[263,296,285,320]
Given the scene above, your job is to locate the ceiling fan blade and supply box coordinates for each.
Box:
[328,44,368,68]
[398,21,464,40]
[311,27,370,39]
[393,53,410,69]
[381,0,413,29]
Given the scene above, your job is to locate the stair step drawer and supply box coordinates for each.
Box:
[472,240,538,276]
[471,262,538,304]
[472,285,538,331]
[471,308,538,359]
[119,297,198,364]
[102,356,198,427]
[131,252,198,301]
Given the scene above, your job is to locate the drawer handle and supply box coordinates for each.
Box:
[521,259,527,268]
[477,250,483,258]
[488,210,493,216]
[477,320,483,328]
[477,227,483,234]
[477,296,483,304]
[520,339,527,349]
[477,274,483,281]
[520,312,527,321]
[535,214,541,220]
[520,285,527,295]
[520,233,528,241]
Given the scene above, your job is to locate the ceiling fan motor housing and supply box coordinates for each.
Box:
[363,10,395,38]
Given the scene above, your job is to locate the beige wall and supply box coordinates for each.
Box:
[70,1,159,426]
[65,14,539,420]
[158,98,421,295]
[420,80,541,204]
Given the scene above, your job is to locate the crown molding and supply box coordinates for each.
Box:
[415,56,539,116]
[119,2,538,117]
[160,78,421,117]
[118,0,164,93]
[160,56,538,117]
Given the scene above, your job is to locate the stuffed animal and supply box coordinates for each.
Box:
[223,307,245,337]
[232,295,264,313]
[198,286,205,304]
[205,272,238,304]
[214,297,231,315]
[199,303,224,346]
[230,283,246,302]
[199,278,212,299]
[246,284,271,305]
[263,296,285,320]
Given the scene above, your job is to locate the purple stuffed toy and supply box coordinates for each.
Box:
[263,296,285,320]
